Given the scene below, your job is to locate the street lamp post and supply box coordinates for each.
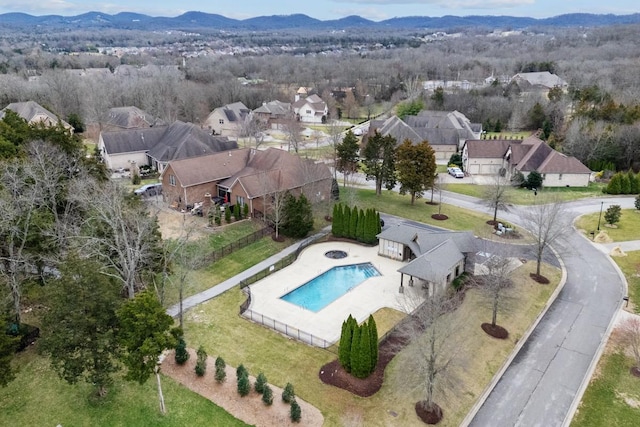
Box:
[597,201,604,231]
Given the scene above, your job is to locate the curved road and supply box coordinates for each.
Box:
[440,193,633,427]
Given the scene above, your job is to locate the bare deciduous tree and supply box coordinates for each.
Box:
[395,289,465,423]
[520,197,569,278]
[76,181,162,298]
[283,115,303,153]
[483,174,513,223]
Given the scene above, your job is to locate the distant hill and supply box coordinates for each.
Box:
[0,11,639,32]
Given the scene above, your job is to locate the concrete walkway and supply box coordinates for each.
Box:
[166,228,329,317]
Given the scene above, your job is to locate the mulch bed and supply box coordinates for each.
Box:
[631,367,640,378]
[529,273,550,284]
[481,322,509,339]
[319,333,409,397]
[431,214,449,220]
[271,233,285,242]
[415,401,443,424]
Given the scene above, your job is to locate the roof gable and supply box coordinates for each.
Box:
[147,121,238,162]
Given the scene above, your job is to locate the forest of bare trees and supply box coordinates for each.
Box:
[0,23,639,169]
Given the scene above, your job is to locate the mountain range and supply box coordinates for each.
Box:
[0,11,639,32]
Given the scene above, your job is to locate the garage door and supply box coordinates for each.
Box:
[469,164,480,174]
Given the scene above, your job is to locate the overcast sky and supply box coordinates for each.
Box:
[1,1,637,21]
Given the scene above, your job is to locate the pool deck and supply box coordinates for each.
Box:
[247,241,422,346]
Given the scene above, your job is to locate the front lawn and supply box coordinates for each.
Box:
[351,187,493,233]
[575,209,640,242]
[612,252,640,313]
[446,182,605,205]
[571,352,640,427]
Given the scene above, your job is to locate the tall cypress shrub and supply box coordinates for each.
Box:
[357,208,365,242]
[331,204,339,236]
[350,324,362,378]
[349,206,358,239]
[368,315,378,372]
[339,315,355,372]
[621,172,631,194]
[358,321,371,379]
[343,205,351,238]
[606,172,622,194]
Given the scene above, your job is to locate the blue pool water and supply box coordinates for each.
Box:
[280,262,381,312]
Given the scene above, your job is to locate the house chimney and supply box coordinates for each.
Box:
[203,192,212,215]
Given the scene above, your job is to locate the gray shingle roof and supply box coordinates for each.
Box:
[398,240,465,282]
[0,101,70,128]
[105,106,164,129]
[147,121,238,163]
[101,127,167,154]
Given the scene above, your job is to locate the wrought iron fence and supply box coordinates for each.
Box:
[204,225,272,264]
[241,308,333,349]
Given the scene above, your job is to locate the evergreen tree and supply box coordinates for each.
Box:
[358,321,372,378]
[630,170,640,194]
[339,315,355,372]
[396,139,437,204]
[282,382,295,403]
[0,319,18,387]
[361,131,397,196]
[290,398,302,423]
[350,323,362,378]
[525,171,543,190]
[368,315,379,372]
[236,364,248,379]
[606,172,622,194]
[195,346,207,377]
[349,205,358,239]
[357,208,365,242]
[174,337,189,365]
[282,193,314,238]
[605,205,622,226]
[225,206,232,223]
[336,130,360,185]
[243,203,249,218]
[233,203,240,220]
[255,372,267,394]
[331,204,339,236]
[377,212,382,234]
[343,205,351,238]
[237,373,251,397]
[621,172,631,194]
[214,357,226,383]
[262,384,273,406]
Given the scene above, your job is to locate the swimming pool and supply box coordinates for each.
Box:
[280,262,381,312]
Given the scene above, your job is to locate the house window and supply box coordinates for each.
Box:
[219,119,224,124]
[446,273,451,283]
[169,174,176,186]
[237,196,245,207]
[306,109,311,114]
[559,174,563,180]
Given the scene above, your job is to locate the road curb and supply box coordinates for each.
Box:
[560,226,628,427]
[460,242,568,427]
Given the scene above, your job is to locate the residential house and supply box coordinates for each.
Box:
[253,100,292,130]
[367,110,481,161]
[462,136,592,187]
[510,71,568,95]
[377,224,477,296]
[102,106,164,131]
[293,94,328,124]
[98,121,237,172]
[161,147,332,213]
[203,101,251,137]
[0,101,73,132]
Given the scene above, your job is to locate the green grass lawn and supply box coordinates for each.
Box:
[0,349,249,427]
[571,352,640,427]
[183,261,560,427]
[612,252,640,313]
[445,182,605,205]
[575,209,640,242]
[349,187,494,234]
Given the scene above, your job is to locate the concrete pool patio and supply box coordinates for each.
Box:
[244,241,422,347]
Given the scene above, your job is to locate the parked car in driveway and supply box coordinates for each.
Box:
[447,167,464,178]
[134,183,162,196]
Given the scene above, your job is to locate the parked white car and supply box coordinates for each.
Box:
[447,167,464,178]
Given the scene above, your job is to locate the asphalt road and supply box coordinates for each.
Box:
[462,197,634,427]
